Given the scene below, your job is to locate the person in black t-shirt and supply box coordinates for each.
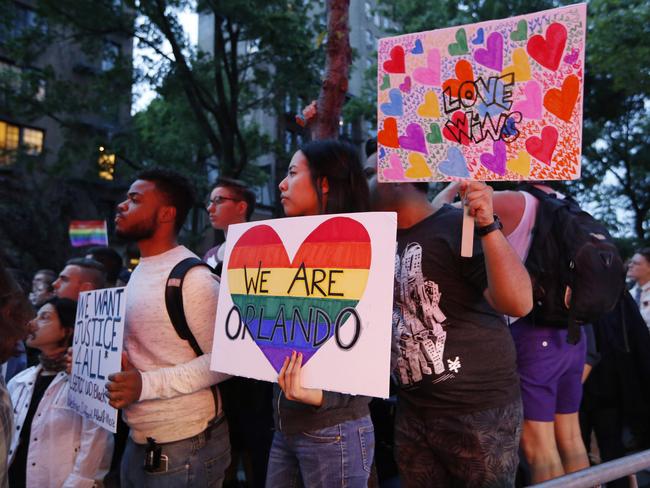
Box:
[365,157,532,487]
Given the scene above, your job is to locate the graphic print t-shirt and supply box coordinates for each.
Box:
[393,205,520,415]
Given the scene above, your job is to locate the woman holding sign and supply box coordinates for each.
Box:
[7,297,113,487]
[266,140,375,488]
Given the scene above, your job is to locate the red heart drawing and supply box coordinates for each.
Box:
[543,74,579,122]
[383,46,406,74]
[227,218,371,372]
[442,111,471,146]
[525,126,558,165]
[442,60,475,101]
[378,117,399,148]
[527,23,567,71]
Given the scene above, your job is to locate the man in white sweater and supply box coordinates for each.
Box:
[106,169,230,487]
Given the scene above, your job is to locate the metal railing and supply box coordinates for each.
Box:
[530,449,650,488]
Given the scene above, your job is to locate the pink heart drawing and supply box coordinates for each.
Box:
[473,32,504,71]
[382,153,405,179]
[398,123,428,155]
[399,76,412,93]
[513,80,542,119]
[413,49,441,86]
[479,140,507,175]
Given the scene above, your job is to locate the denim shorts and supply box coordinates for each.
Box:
[121,416,231,487]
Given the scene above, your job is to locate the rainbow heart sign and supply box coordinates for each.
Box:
[210,213,397,398]
[377,4,586,182]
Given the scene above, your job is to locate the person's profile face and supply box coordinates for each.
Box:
[206,186,245,230]
[278,151,322,217]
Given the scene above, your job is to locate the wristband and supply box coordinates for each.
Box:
[476,214,502,237]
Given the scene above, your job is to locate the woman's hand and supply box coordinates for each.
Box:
[278,350,323,407]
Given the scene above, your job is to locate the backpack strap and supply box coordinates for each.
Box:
[164,257,220,415]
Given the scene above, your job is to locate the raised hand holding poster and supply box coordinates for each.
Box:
[68,287,125,432]
[211,213,397,398]
[377,4,586,181]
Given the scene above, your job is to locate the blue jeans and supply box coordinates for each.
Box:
[265,414,374,488]
[121,417,231,487]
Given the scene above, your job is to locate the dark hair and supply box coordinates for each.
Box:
[214,178,257,221]
[137,168,195,233]
[299,140,369,214]
[34,269,57,284]
[412,182,429,194]
[86,247,122,285]
[636,248,650,263]
[42,296,78,347]
[0,260,34,363]
[65,257,107,289]
[365,138,377,158]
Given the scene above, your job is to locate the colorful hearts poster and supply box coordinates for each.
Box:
[210,212,397,398]
[377,4,586,182]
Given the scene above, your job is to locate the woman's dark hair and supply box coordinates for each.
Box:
[0,261,34,363]
[42,296,78,347]
[299,140,369,214]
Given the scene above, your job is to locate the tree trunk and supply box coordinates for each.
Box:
[312,0,351,140]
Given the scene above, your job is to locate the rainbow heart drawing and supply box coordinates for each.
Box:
[226,217,371,372]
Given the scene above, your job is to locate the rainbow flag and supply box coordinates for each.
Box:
[69,220,108,247]
[227,217,371,372]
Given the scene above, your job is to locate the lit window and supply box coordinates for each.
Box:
[98,152,116,180]
[22,128,43,155]
[364,1,371,17]
[365,30,375,50]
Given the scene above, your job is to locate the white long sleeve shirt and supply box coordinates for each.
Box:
[8,366,113,488]
[123,245,228,444]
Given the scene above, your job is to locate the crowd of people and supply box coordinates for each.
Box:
[1,138,649,488]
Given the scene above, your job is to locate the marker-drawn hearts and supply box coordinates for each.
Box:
[543,74,579,122]
[412,39,423,54]
[399,76,412,93]
[501,116,518,138]
[442,111,471,146]
[383,45,406,73]
[380,89,403,116]
[501,48,531,83]
[525,126,559,165]
[413,49,441,86]
[513,80,542,119]
[479,140,507,175]
[228,218,371,372]
[417,91,440,118]
[511,19,528,41]
[507,151,531,178]
[426,124,443,144]
[398,123,428,154]
[472,28,484,45]
[378,147,386,159]
[380,74,391,90]
[438,147,469,178]
[442,60,475,100]
[377,117,399,148]
[474,32,504,71]
[477,80,505,118]
[382,153,405,180]
[405,153,432,178]
[527,22,567,71]
[564,48,579,65]
[448,28,469,55]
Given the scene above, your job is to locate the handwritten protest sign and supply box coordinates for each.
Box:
[68,287,125,433]
[377,4,586,181]
[211,213,397,398]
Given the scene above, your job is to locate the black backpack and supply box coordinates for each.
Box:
[519,184,626,344]
[164,257,220,410]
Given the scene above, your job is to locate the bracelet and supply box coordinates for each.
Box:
[476,214,503,237]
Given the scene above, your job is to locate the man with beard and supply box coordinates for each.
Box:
[106,169,230,487]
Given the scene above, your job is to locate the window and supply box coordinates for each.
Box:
[101,41,120,71]
[0,120,44,165]
[98,151,116,180]
[365,29,375,51]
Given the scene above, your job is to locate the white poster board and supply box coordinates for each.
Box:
[68,287,125,433]
[211,212,397,398]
